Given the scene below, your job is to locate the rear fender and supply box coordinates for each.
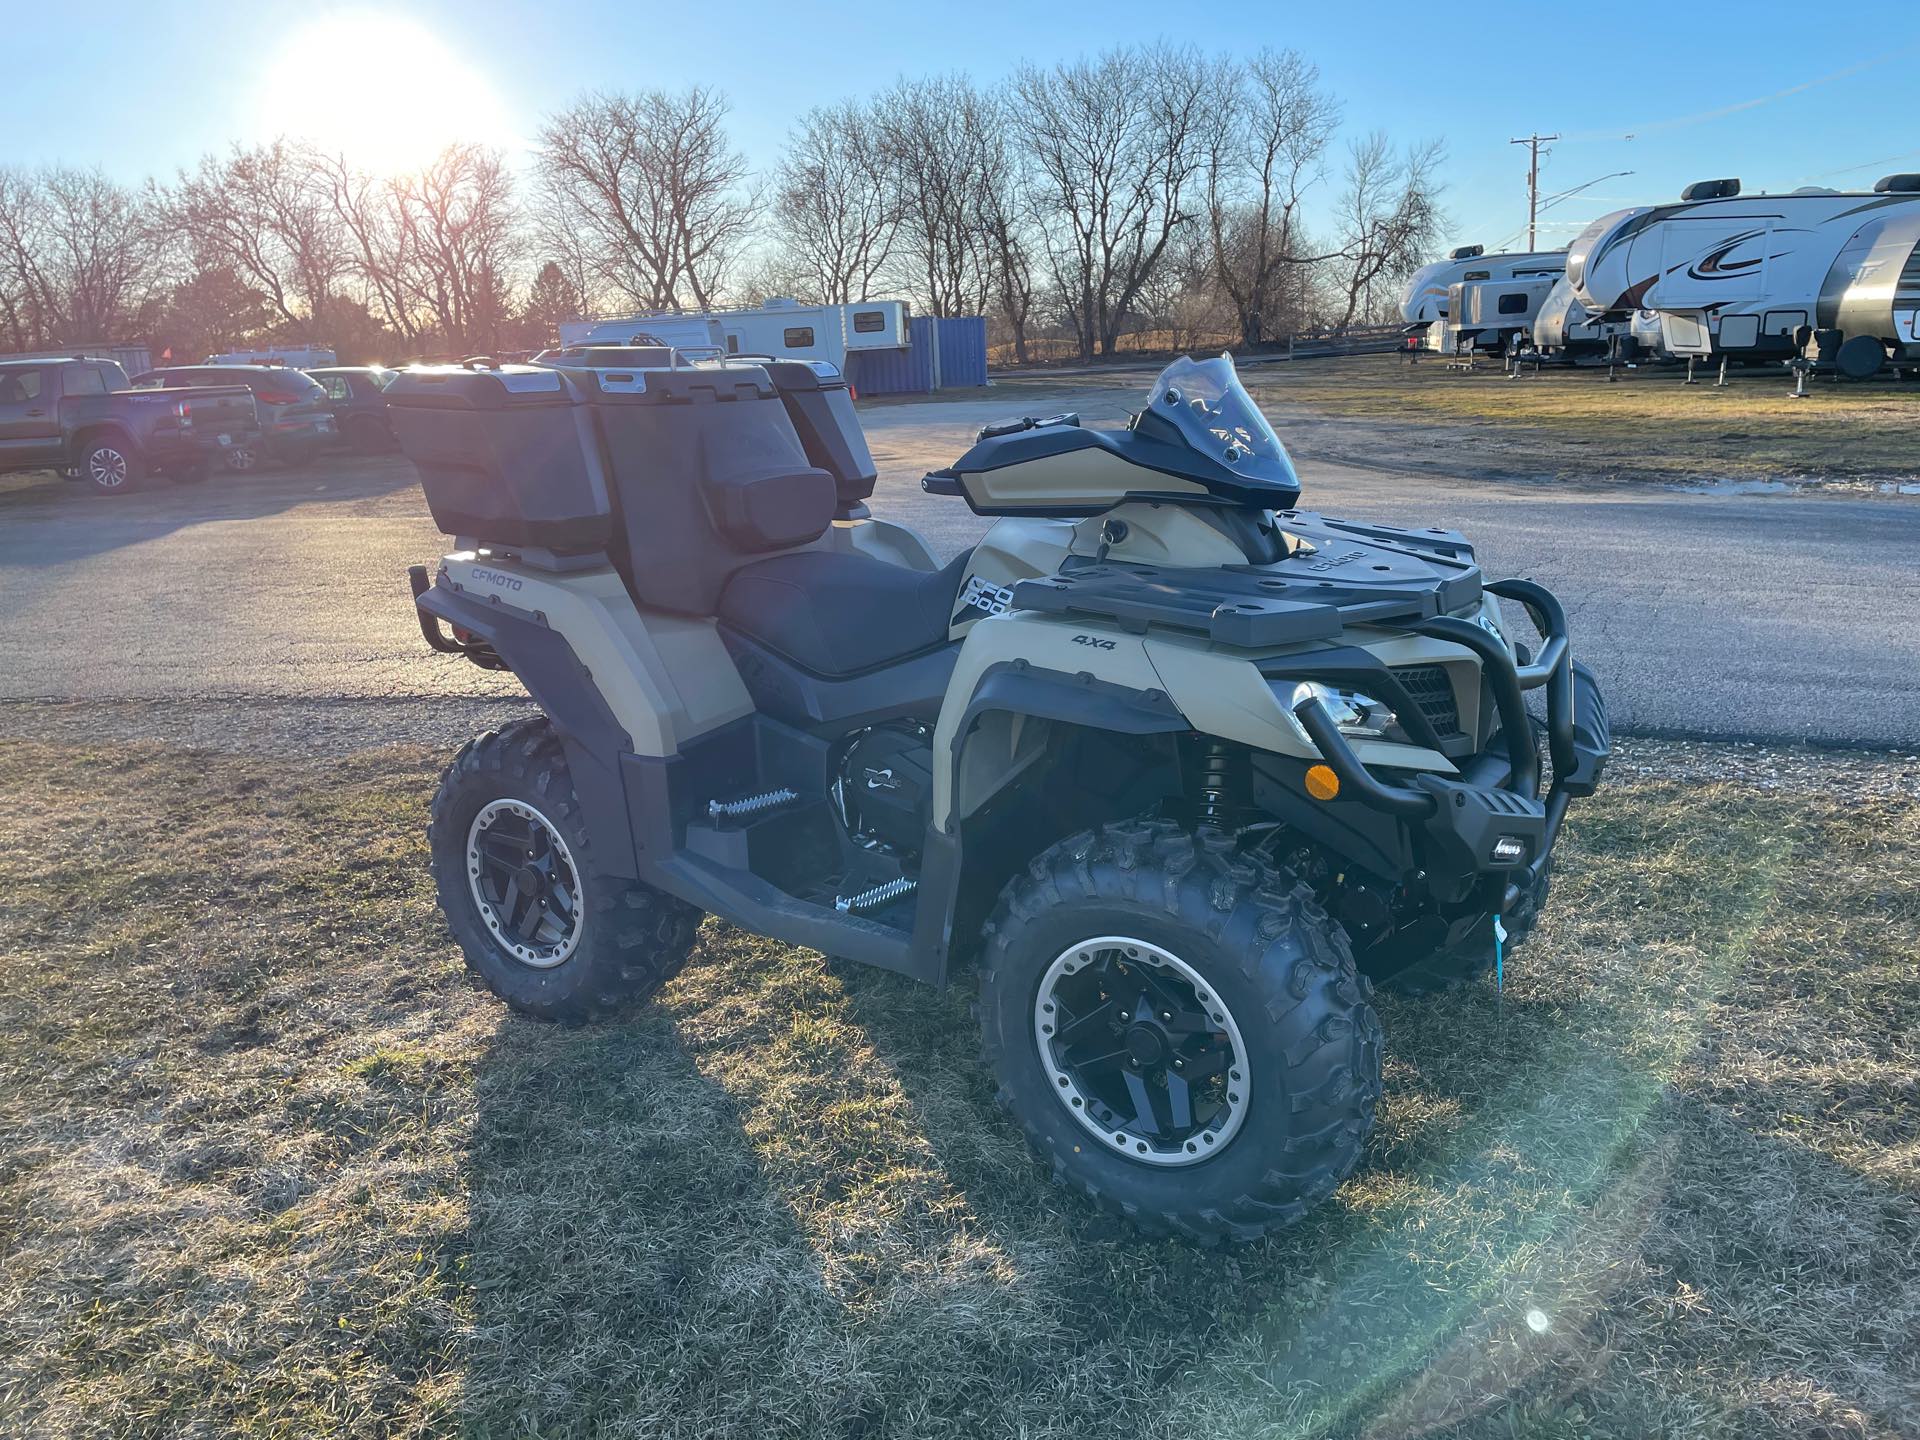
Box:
[417,579,640,878]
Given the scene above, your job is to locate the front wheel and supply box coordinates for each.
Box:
[225,445,259,473]
[978,819,1382,1244]
[428,718,701,1020]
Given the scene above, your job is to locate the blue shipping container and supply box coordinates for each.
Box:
[847,316,988,396]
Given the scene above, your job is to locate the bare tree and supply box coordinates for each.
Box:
[773,100,896,304]
[0,168,51,349]
[1013,45,1214,360]
[0,167,163,347]
[1203,49,1340,345]
[874,76,999,318]
[312,149,417,343]
[1330,133,1445,331]
[978,91,1039,363]
[166,141,342,330]
[535,88,755,313]
[394,144,521,351]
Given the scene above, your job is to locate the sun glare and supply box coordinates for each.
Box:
[255,12,516,173]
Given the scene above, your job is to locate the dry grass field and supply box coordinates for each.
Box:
[985,353,1920,488]
[0,735,1916,1439]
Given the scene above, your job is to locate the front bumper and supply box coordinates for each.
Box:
[1289,577,1609,917]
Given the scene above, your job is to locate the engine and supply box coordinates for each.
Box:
[833,722,934,856]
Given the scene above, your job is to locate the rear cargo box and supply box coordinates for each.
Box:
[570,366,836,616]
[388,365,611,552]
[758,360,877,511]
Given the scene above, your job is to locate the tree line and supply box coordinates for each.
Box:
[0,44,1443,366]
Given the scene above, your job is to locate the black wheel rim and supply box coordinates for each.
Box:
[465,799,582,967]
[1034,936,1249,1166]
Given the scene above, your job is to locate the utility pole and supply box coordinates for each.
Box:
[1510,133,1560,250]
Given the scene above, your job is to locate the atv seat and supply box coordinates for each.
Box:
[716,549,973,678]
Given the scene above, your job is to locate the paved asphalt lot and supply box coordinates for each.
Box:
[2,385,1917,748]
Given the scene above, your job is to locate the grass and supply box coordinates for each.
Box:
[984,353,1920,486]
[1242,355,1920,484]
[0,737,1915,1438]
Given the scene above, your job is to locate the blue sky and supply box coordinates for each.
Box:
[9,0,1920,256]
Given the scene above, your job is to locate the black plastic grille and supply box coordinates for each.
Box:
[1393,664,1463,739]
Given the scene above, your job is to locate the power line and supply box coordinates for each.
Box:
[1510,134,1560,250]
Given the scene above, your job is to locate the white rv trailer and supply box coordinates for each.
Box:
[1440,276,1560,354]
[206,346,338,368]
[1531,277,1638,362]
[560,299,911,370]
[1565,174,1920,370]
[709,298,910,367]
[557,314,727,355]
[1398,245,1567,336]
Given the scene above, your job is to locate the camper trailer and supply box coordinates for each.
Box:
[1399,245,1567,344]
[560,300,911,370]
[1531,277,1638,363]
[1565,175,1920,371]
[1439,276,1559,354]
[557,314,728,356]
[207,346,338,369]
[709,299,910,367]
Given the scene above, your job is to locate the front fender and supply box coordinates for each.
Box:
[931,612,1184,830]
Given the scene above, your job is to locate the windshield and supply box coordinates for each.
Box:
[1148,354,1295,487]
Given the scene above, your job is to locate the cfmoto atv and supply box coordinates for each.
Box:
[393,351,1608,1242]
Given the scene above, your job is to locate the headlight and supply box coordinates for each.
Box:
[1286,681,1407,747]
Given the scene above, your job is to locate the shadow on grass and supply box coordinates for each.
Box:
[456,780,1920,1439]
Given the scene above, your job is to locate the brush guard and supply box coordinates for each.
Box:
[1288,576,1609,912]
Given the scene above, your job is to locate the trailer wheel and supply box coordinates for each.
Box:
[429,718,701,1021]
[978,818,1382,1244]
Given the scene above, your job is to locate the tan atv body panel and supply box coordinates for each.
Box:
[438,553,751,758]
[931,606,1472,831]
[959,445,1208,513]
[950,504,1247,640]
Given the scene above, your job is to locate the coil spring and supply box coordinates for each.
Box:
[708,787,798,820]
[1194,740,1244,831]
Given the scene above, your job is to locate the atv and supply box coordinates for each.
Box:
[392,351,1608,1243]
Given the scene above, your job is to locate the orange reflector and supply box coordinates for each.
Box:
[1305,764,1341,801]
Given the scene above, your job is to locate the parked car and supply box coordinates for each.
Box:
[0,356,261,495]
[130,364,337,469]
[305,366,400,453]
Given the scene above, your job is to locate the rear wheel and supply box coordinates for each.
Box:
[978,818,1382,1244]
[225,444,259,473]
[428,718,701,1020]
[81,436,143,495]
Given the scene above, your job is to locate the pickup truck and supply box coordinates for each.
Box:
[0,356,263,495]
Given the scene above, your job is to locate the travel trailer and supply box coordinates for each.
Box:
[1441,276,1559,354]
[1565,175,1920,371]
[560,300,911,370]
[557,314,727,356]
[1531,277,1638,362]
[709,299,910,368]
[1399,245,1567,339]
[207,346,338,369]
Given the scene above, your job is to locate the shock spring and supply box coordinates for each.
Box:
[1193,739,1246,831]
